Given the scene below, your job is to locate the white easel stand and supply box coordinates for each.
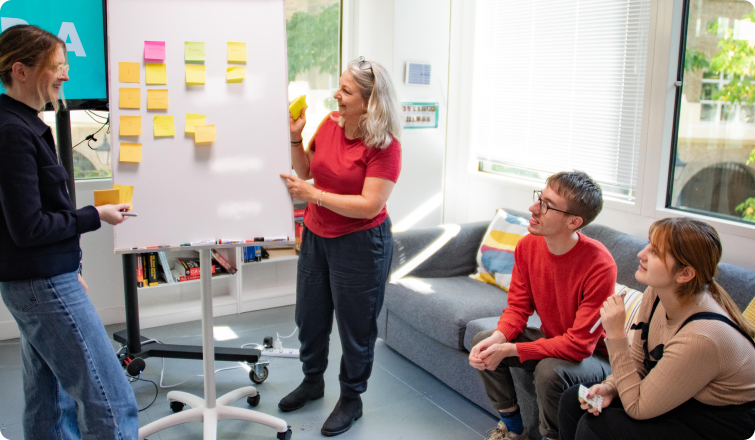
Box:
[138,249,292,440]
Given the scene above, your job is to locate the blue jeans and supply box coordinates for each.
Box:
[296,219,393,398]
[0,270,138,440]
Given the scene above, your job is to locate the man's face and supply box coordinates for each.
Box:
[527,185,576,237]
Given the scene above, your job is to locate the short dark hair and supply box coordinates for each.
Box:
[545,171,603,228]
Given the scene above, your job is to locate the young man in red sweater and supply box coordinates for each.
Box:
[469,171,617,440]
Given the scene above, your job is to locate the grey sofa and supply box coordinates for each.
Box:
[376,209,755,439]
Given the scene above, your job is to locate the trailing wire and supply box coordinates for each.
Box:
[127,374,159,412]
[72,114,110,150]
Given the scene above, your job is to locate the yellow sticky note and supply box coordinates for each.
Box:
[119,142,142,163]
[153,115,175,137]
[145,63,167,85]
[185,42,205,62]
[119,88,140,109]
[185,113,207,133]
[147,89,169,110]
[226,66,246,83]
[120,116,141,136]
[94,189,121,206]
[113,184,134,209]
[119,62,140,83]
[194,125,216,143]
[227,42,247,63]
[289,95,308,120]
[185,65,206,85]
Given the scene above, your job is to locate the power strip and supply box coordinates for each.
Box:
[261,348,300,358]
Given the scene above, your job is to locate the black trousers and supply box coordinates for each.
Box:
[295,219,392,398]
[558,382,755,440]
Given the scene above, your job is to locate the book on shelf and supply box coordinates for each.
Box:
[157,252,175,284]
[141,254,148,285]
[266,248,297,258]
[174,257,219,276]
[294,208,306,218]
[211,249,237,274]
[146,253,159,287]
[243,245,262,263]
[136,254,144,288]
[170,267,200,282]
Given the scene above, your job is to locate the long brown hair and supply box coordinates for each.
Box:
[0,25,66,111]
[649,217,754,337]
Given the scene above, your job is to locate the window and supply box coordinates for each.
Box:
[58,0,341,181]
[471,0,652,202]
[668,0,755,224]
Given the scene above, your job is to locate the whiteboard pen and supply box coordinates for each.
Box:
[589,288,629,334]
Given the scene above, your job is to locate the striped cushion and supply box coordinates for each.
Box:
[617,284,644,345]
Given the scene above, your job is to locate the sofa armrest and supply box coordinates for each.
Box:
[390,221,489,279]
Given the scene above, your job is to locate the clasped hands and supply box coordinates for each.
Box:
[468,331,517,371]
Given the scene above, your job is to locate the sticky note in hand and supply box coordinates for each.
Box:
[289,95,307,120]
[147,89,169,110]
[113,184,134,209]
[119,143,142,163]
[194,125,216,144]
[120,116,141,136]
[185,65,206,85]
[145,63,167,85]
[118,62,140,83]
[153,115,175,137]
[119,88,140,109]
[227,42,246,63]
[185,113,207,133]
[226,66,246,83]
[94,189,121,206]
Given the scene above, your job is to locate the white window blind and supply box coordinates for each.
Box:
[471,0,651,201]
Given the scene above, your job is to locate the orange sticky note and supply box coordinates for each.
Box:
[227,42,246,63]
[94,189,121,206]
[119,116,141,136]
[119,62,140,83]
[113,184,134,209]
[147,89,169,110]
[185,113,206,133]
[145,63,167,85]
[119,88,140,109]
[226,66,246,83]
[153,115,175,137]
[194,124,216,143]
[119,142,142,163]
[185,65,206,85]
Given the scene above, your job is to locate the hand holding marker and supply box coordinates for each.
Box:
[589,286,628,334]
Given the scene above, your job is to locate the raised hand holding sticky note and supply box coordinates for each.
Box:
[144,41,165,62]
[289,95,307,120]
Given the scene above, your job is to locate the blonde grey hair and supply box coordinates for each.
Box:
[336,58,402,149]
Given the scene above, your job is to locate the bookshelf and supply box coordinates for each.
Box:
[134,246,298,329]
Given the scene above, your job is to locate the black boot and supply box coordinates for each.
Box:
[278,376,325,412]
[321,395,363,437]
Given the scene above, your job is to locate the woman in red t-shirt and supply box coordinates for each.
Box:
[279,57,402,436]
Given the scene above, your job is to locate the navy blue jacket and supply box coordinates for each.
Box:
[0,94,100,281]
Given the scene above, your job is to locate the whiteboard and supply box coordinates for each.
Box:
[107,0,293,252]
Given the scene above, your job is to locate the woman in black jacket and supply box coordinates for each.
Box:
[0,25,138,439]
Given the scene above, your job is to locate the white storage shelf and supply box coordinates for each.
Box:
[134,247,297,329]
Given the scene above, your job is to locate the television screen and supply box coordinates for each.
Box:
[0,0,108,110]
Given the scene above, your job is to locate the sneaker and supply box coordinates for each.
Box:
[484,421,528,440]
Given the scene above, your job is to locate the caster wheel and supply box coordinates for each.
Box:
[169,401,185,413]
[247,392,261,407]
[276,427,292,440]
[250,366,269,384]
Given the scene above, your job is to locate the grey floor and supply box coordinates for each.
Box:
[0,305,496,439]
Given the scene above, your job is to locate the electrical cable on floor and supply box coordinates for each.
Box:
[127,374,158,412]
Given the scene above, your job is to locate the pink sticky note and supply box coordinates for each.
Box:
[144,41,165,62]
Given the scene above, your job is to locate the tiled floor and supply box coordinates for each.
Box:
[0,305,496,439]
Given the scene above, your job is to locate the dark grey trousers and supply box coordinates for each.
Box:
[472,328,611,439]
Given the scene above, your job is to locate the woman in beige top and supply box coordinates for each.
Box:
[558,217,755,440]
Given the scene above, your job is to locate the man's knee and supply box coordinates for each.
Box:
[471,329,496,348]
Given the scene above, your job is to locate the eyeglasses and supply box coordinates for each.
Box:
[53,64,70,78]
[533,190,579,216]
[356,56,374,77]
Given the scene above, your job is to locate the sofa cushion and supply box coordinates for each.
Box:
[470,209,530,291]
[717,263,755,311]
[580,223,648,291]
[385,276,507,350]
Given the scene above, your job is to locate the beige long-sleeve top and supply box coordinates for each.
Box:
[604,287,755,420]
